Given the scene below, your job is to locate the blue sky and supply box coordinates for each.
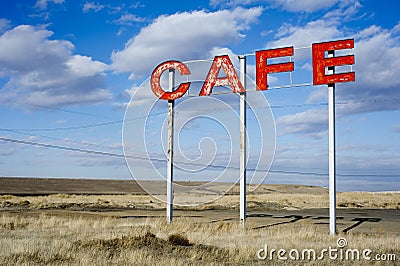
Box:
[0,0,399,191]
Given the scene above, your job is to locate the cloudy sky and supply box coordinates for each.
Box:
[0,0,399,191]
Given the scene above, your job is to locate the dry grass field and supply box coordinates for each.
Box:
[0,178,399,265]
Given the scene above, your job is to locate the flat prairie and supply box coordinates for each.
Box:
[0,177,399,265]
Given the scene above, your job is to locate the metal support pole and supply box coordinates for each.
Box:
[239,56,247,224]
[167,69,175,224]
[328,50,336,235]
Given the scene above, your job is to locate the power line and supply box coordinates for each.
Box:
[3,96,400,133]
[0,136,163,163]
[0,136,125,158]
[1,110,168,132]
[0,128,121,151]
[26,103,114,120]
[1,136,398,178]
[269,102,327,109]
[1,120,123,132]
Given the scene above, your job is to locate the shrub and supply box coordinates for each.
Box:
[167,233,191,246]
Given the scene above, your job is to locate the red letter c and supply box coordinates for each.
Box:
[150,60,191,100]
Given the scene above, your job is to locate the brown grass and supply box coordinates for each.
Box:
[0,212,398,265]
[0,189,399,265]
[0,189,398,211]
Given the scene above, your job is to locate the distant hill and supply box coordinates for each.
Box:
[0,177,327,196]
[0,177,145,195]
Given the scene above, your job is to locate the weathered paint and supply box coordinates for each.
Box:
[150,39,355,100]
[327,50,336,235]
[312,39,355,85]
[239,56,246,224]
[150,60,191,100]
[166,69,174,224]
[199,55,245,96]
[256,47,294,91]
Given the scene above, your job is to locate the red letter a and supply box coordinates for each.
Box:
[199,55,244,96]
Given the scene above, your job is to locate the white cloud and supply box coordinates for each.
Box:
[111,7,262,78]
[0,19,10,33]
[273,20,400,136]
[273,19,400,137]
[271,141,400,190]
[268,0,340,12]
[208,47,237,60]
[0,25,111,108]
[334,23,400,115]
[112,13,144,26]
[66,55,108,76]
[210,0,341,12]
[21,89,111,107]
[276,109,327,136]
[394,21,400,34]
[323,0,362,21]
[306,88,328,104]
[338,143,400,154]
[273,145,327,170]
[392,124,400,134]
[269,19,341,49]
[268,1,400,116]
[267,1,360,49]
[0,141,18,156]
[353,26,400,89]
[265,18,342,64]
[35,0,65,10]
[82,2,104,13]
[209,0,259,8]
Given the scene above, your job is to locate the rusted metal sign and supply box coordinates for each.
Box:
[312,39,355,85]
[151,39,355,99]
[148,38,355,232]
